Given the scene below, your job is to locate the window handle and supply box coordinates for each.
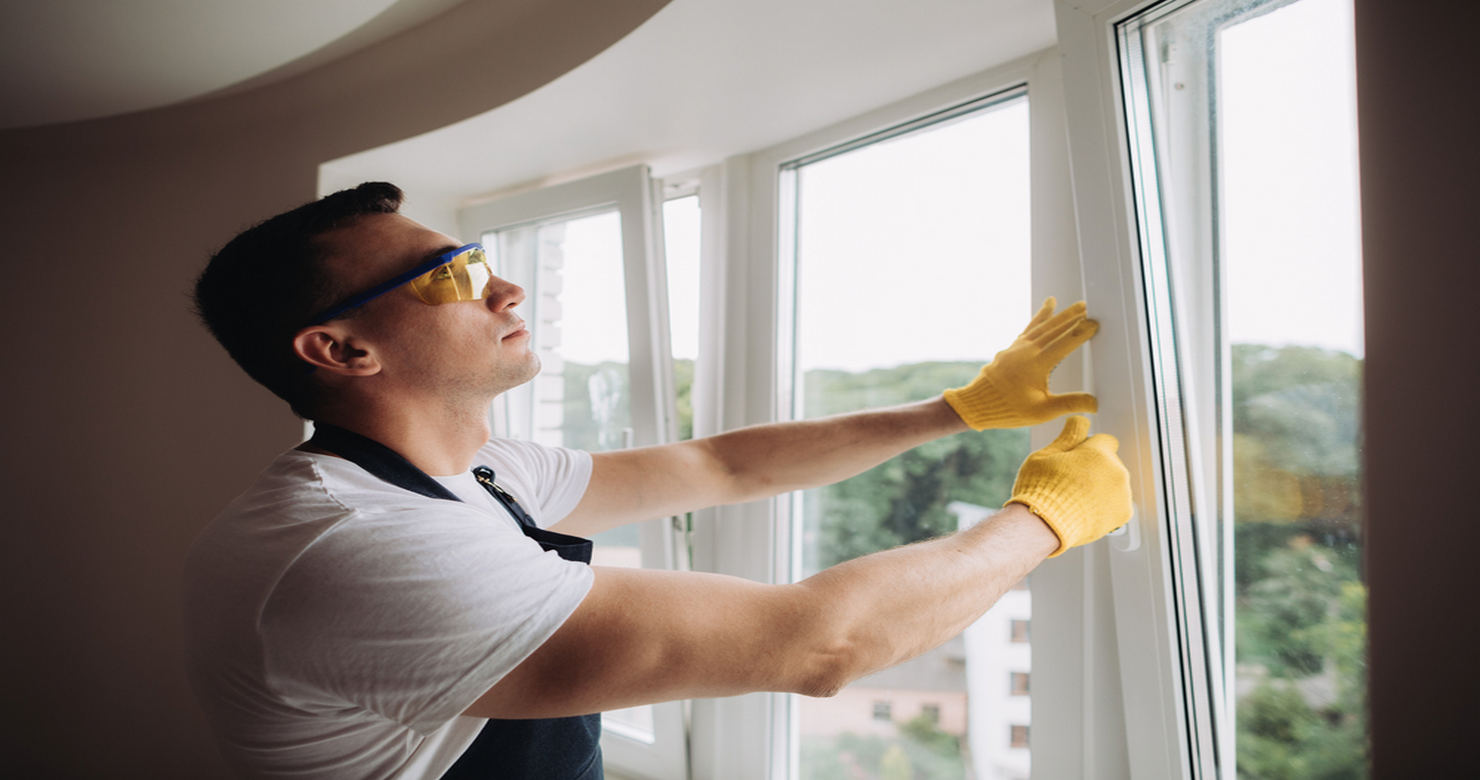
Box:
[1109,504,1140,552]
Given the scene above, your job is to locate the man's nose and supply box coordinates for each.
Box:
[485,276,526,311]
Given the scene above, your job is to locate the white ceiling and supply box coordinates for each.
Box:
[0,0,1057,208]
[323,0,1056,215]
[0,0,466,129]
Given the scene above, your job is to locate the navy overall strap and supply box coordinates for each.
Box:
[304,424,603,779]
[474,466,597,565]
[306,424,460,502]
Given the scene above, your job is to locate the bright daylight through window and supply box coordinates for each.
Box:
[1119,0,1365,775]
[781,91,1034,780]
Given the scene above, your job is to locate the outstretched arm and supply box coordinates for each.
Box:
[470,416,1131,719]
[554,397,965,537]
[476,504,1057,718]
[553,298,1097,538]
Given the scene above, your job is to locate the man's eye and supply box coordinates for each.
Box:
[431,268,454,281]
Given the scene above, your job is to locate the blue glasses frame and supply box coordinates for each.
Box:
[304,242,484,327]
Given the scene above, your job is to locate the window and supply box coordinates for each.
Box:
[662,192,701,442]
[1120,0,1366,775]
[1058,0,1365,775]
[872,701,893,721]
[1010,619,1030,643]
[1010,672,1030,696]
[777,88,1034,780]
[660,189,702,568]
[674,51,1083,780]
[1009,725,1030,749]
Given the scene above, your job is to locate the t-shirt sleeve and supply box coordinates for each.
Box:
[476,439,593,529]
[260,502,593,734]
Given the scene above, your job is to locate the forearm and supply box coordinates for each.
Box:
[789,503,1058,693]
[698,397,968,503]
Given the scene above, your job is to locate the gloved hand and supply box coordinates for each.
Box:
[1006,415,1132,557]
[943,298,1099,430]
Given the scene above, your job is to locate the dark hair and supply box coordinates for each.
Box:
[193,182,404,419]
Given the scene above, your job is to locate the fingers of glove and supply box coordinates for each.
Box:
[1045,391,1099,417]
[1031,306,1089,350]
[1045,415,1092,452]
[1020,297,1057,338]
[1027,300,1088,344]
[1041,317,1100,365]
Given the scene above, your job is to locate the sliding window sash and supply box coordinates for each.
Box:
[1055,0,1230,777]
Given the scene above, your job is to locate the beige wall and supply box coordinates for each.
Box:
[0,1,666,775]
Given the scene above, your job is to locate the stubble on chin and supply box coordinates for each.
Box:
[514,350,541,387]
[490,349,541,396]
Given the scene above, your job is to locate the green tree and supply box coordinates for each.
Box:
[1231,345,1361,539]
[799,714,967,780]
[1230,344,1367,779]
[880,745,913,780]
[674,358,694,440]
[799,361,1028,572]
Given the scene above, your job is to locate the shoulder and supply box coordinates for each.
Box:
[185,449,503,613]
[477,437,590,471]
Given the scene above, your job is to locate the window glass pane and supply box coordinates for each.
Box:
[784,94,1032,780]
[1121,0,1365,774]
[664,194,700,441]
[485,210,630,457]
[1222,1,1365,775]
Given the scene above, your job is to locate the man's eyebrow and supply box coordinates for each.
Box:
[420,244,462,264]
[401,244,461,274]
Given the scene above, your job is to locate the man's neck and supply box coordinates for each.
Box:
[311,399,492,476]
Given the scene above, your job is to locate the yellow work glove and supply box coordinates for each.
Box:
[943,297,1099,430]
[1007,415,1132,557]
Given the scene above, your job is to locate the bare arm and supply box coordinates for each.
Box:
[552,298,1097,538]
[466,503,1057,719]
[552,398,967,537]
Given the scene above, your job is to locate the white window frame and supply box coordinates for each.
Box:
[686,49,1140,779]
[456,165,688,780]
[1053,0,1255,777]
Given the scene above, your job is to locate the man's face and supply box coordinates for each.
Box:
[315,213,540,401]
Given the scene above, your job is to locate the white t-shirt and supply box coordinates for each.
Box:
[184,438,594,779]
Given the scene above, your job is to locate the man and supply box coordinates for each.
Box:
[186,182,1131,779]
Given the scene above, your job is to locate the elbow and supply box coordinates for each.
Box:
[781,603,871,698]
[793,658,854,699]
[694,437,780,502]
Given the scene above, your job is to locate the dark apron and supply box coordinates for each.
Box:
[307,424,603,780]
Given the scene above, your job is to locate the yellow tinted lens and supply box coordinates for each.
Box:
[462,248,493,297]
[407,247,493,305]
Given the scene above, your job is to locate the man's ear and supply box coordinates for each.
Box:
[291,325,381,376]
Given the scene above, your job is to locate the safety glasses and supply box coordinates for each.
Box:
[304,243,494,326]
